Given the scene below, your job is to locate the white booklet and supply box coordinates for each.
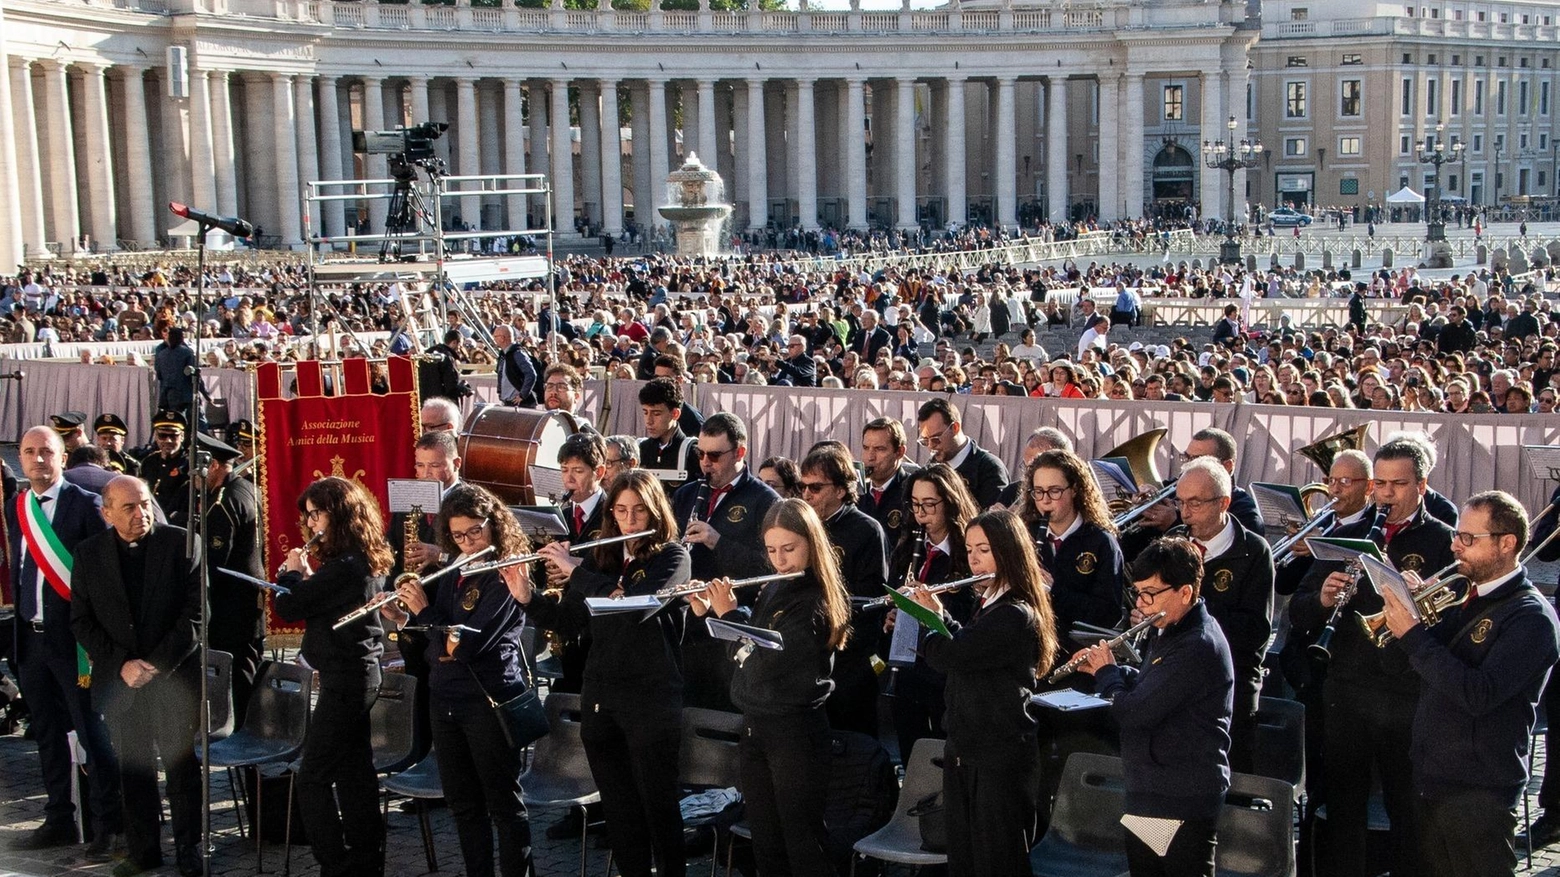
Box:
[585,595,664,615]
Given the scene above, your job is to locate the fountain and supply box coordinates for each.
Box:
[658,153,733,257]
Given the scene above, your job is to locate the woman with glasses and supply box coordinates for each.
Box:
[885,464,978,766]
[911,510,1058,877]
[389,484,534,877]
[508,470,691,877]
[1046,362,1087,399]
[1020,450,1125,636]
[757,456,803,499]
[274,477,395,877]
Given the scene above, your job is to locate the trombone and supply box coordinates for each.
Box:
[852,573,996,609]
[333,546,496,629]
[462,530,656,575]
[1112,481,1178,530]
[1272,498,1339,567]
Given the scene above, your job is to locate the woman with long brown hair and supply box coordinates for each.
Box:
[690,499,851,876]
[508,469,691,877]
[1020,449,1125,635]
[274,477,394,877]
[912,509,1058,877]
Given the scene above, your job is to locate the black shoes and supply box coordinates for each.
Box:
[1529,813,1560,849]
[176,843,202,877]
[83,831,127,862]
[110,856,161,877]
[8,823,77,850]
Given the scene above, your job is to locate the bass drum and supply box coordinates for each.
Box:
[458,405,580,505]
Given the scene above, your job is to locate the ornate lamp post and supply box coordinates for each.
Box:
[1202,115,1263,265]
[1418,122,1464,242]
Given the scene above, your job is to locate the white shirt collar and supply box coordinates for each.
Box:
[33,478,64,503]
[928,534,953,556]
[1471,566,1523,599]
[1337,506,1369,526]
[577,489,604,520]
[1199,517,1238,561]
[946,437,974,470]
[980,583,1010,609]
[1054,515,1083,542]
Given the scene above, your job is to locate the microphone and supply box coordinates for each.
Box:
[168,202,255,238]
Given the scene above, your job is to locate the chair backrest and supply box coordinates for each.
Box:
[521,693,594,787]
[242,662,314,747]
[894,738,946,821]
[369,672,419,774]
[678,707,743,789]
[1217,770,1297,877]
[1254,696,1306,793]
[205,650,235,741]
[1046,752,1129,853]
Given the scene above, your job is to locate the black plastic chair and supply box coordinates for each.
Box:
[202,662,314,873]
[383,754,445,873]
[205,649,235,743]
[849,737,947,875]
[1254,696,1307,810]
[519,693,601,877]
[1217,770,1298,877]
[679,708,743,877]
[1029,752,1130,877]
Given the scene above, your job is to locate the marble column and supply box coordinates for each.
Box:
[528,80,549,221]
[315,75,345,237]
[186,65,217,235]
[631,82,652,232]
[210,72,239,219]
[1199,68,1224,218]
[783,83,799,222]
[680,82,698,164]
[697,78,718,166]
[455,77,481,228]
[745,78,767,230]
[1231,67,1250,218]
[895,77,917,229]
[78,63,118,251]
[730,84,748,218]
[550,78,573,233]
[361,77,388,234]
[503,78,528,230]
[0,49,20,265]
[1123,72,1145,218]
[944,76,967,229]
[995,76,1017,229]
[272,73,302,247]
[40,60,80,251]
[294,75,320,239]
[407,75,430,126]
[1098,74,1120,221]
[10,60,50,257]
[1045,76,1067,222]
[579,80,602,229]
[845,77,867,229]
[480,81,502,228]
[114,67,153,248]
[796,78,818,230]
[648,78,669,229]
[599,80,622,237]
[714,83,735,202]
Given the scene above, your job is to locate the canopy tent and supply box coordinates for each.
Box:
[1386,187,1426,204]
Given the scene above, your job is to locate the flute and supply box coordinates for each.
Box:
[654,571,804,600]
[276,530,324,577]
[1047,611,1167,683]
[852,572,996,608]
[332,546,496,629]
[461,530,655,575]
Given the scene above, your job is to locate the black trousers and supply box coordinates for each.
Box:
[1228,674,1260,776]
[889,665,946,768]
[825,652,879,740]
[16,626,122,836]
[297,682,384,877]
[109,665,201,866]
[944,740,1040,877]
[740,710,834,877]
[1539,670,1560,812]
[581,699,685,877]
[1320,679,1418,877]
[1124,816,1218,877]
[1415,786,1518,877]
[432,701,531,877]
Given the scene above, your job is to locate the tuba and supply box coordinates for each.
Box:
[1296,424,1370,514]
[1101,428,1168,517]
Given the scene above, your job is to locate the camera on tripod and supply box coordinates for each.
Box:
[351,121,449,164]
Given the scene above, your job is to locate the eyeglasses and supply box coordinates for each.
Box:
[304,508,327,521]
[1028,485,1072,501]
[694,447,734,463]
[420,421,452,431]
[917,424,953,448]
[907,498,945,514]
[800,481,835,495]
[542,382,573,393]
[451,519,490,544]
[1325,476,1363,487]
[1129,586,1175,604]
[1453,531,1509,547]
[1173,496,1222,511]
[604,456,627,469]
[611,504,650,517]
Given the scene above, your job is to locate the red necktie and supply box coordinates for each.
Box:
[573,505,586,534]
[708,484,733,518]
[871,487,884,506]
[1191,539,1207,558]
[918,544,941,582]
[1050,536,1063,555]
[1383,520,1408,546]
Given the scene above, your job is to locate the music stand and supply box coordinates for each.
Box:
[1523,445,1560,483]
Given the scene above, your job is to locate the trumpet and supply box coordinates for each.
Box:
[654,571,805,601]
[1048,612,1167,682]
[1356,560,1464,648]
[332,546,496,629]
[1273,498,1340,567]
[1112,481,1178,530]
[277,531,324,577]
[462,530,655,575]
[853,573,996,609]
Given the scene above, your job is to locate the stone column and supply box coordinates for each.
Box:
[895,77,917,229]
[503,78,528,230]
[550,78,573,233]
[479,82,502,229]
[1123,72,1145,218]
[746,78,767,230]
[528,80,549,221]
[944,76,966,229]
[796,77,818,230]
[697,78,718,165]
[186,64,217,233]
[730,84,748,217]
[455,77,481,228]
[648,78,670,229]
[315,75,345,237]
[1045,76,1067,222]
[845,77,867,229]
[117,67,155,248]
[1199,68,1223,218]
[272,73,302,247]
[1098,74,1120,221]
[361,77,388,234]
[10,60,50,257]
[78,62,118,251]
[0,48,21,266]
[210,72,239,219]
[995,76,1017,229]
[599,80,623,237]
[579,80,602,229]
[407,75,430,125]
[40,60,80,251]
[242,74,278,235]
[294,75,320,239]
[632,82,653,232]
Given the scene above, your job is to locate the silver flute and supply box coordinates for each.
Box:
[332,545,495,629]
[276,530,324,577]
[1048,611,1167,682]
[654,571,805,600]
[854,572,997,608]
[461,530,656,575]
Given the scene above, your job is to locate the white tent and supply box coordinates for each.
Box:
[1386,187,1426,204]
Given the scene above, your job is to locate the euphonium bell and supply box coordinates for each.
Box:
[1298,424,1370,475]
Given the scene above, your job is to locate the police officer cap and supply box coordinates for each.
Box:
[226,419,256,444]
[195,432,242,464]
[153,409,187,432]
[94,413,129,436]
[49,411,87,434]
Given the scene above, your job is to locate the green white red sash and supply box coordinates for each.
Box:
[16,491,90,687]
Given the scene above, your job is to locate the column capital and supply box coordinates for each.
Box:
[944,73,968,85]
[406,74,431,85]
[270,71,293,84]
[113,63,150,79]
[77,60,109,76]
[794,75,815,87]
[455,76,477,88]
[243,71,274,86]
[504,77,525,91]
[39,58,70,74]
[551,76,571,88]
[317,72,339,85]
[995,75,1017,87]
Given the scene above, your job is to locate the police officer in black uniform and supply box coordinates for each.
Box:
[858,417,919,556]
[196,433,266,725]
[50,411,90,454]
[139,410,190,525]
[94,414,141,477]
[224,419,257,479]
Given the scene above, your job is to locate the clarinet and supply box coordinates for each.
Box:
[684,481,711,545]
[1034,513,1053,572]
[1309,503,1390,662]
[882,527,924,698]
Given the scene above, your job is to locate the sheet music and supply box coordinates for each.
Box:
[585,595,664,615]
[1090,457,1139,496]
[387,478,443,514]
[528,466,568,503]
[1249,482,1308,529]
[706,618,786,651]
[887,610,921,665]
[1031,689,1111,712]
[1358,554,1422,620]
[1524,445,1560,482]
[1305,535,1385,564]
[510,507,569,538]
[217,567,291,595]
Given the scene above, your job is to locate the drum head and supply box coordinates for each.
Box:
[458,405,580,505]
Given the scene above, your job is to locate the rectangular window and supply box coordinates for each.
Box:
[1162,85,1184,121]
[1287,56,1309,68]
[1285,137,1307,157]
[1286,82,1308,118]
[1521,132,1530,150]
[1339,136,1362,155]
[1427,79,1438,115]
[1400,134,1412,155]
[1499,80,1508,114]
[1340,80,1362,116]
[1402,78,1414,115]
[1521,81,1530,113]
[1543,134,1550,151]
[1545,82,1553,115]
[1475,80,1485,114]
[1342,53,1363,66]
[1452,79,1462,115]
[1291,7,1308,19]
[1448,174,1459,191]
[1473,133,1484,153]
[1341,178,1360,195]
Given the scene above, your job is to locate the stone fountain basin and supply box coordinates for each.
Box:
[658,205,734,221]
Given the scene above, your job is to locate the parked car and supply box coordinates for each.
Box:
[1269,207,1314,228]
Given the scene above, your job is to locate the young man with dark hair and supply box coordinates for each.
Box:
[914,397,1008,508]
[637,377,700,491]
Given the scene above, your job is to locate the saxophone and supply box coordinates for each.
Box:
[386,505,423,643]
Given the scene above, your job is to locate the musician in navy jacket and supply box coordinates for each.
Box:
[1382,490,1560,877]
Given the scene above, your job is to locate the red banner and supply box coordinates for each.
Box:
[255,356,419,638]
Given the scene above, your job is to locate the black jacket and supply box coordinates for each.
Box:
[206,476,265,645]
[671,468,781,581]
[140,451,190,526]
[952,441,1010,509]
[1173,518,1273,706]
[7,480,105,667]
[921,590,1042,763]
[1039,520,1126,641]
[1095,601,1234,820]
[721,571,836,717]
[413,568,529,710]
[848,325,891,362]
[773,354,817,388]
[859,462,919,556]
[275,553,385,687]
[639,428,701,492]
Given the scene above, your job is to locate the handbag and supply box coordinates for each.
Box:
[464,634,550,750]
[907,790,946,853]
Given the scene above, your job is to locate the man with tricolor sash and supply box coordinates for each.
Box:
[5,426,121,856]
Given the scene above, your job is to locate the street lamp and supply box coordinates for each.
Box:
[1417,122,1464,242]
[1202,115,1263,265]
